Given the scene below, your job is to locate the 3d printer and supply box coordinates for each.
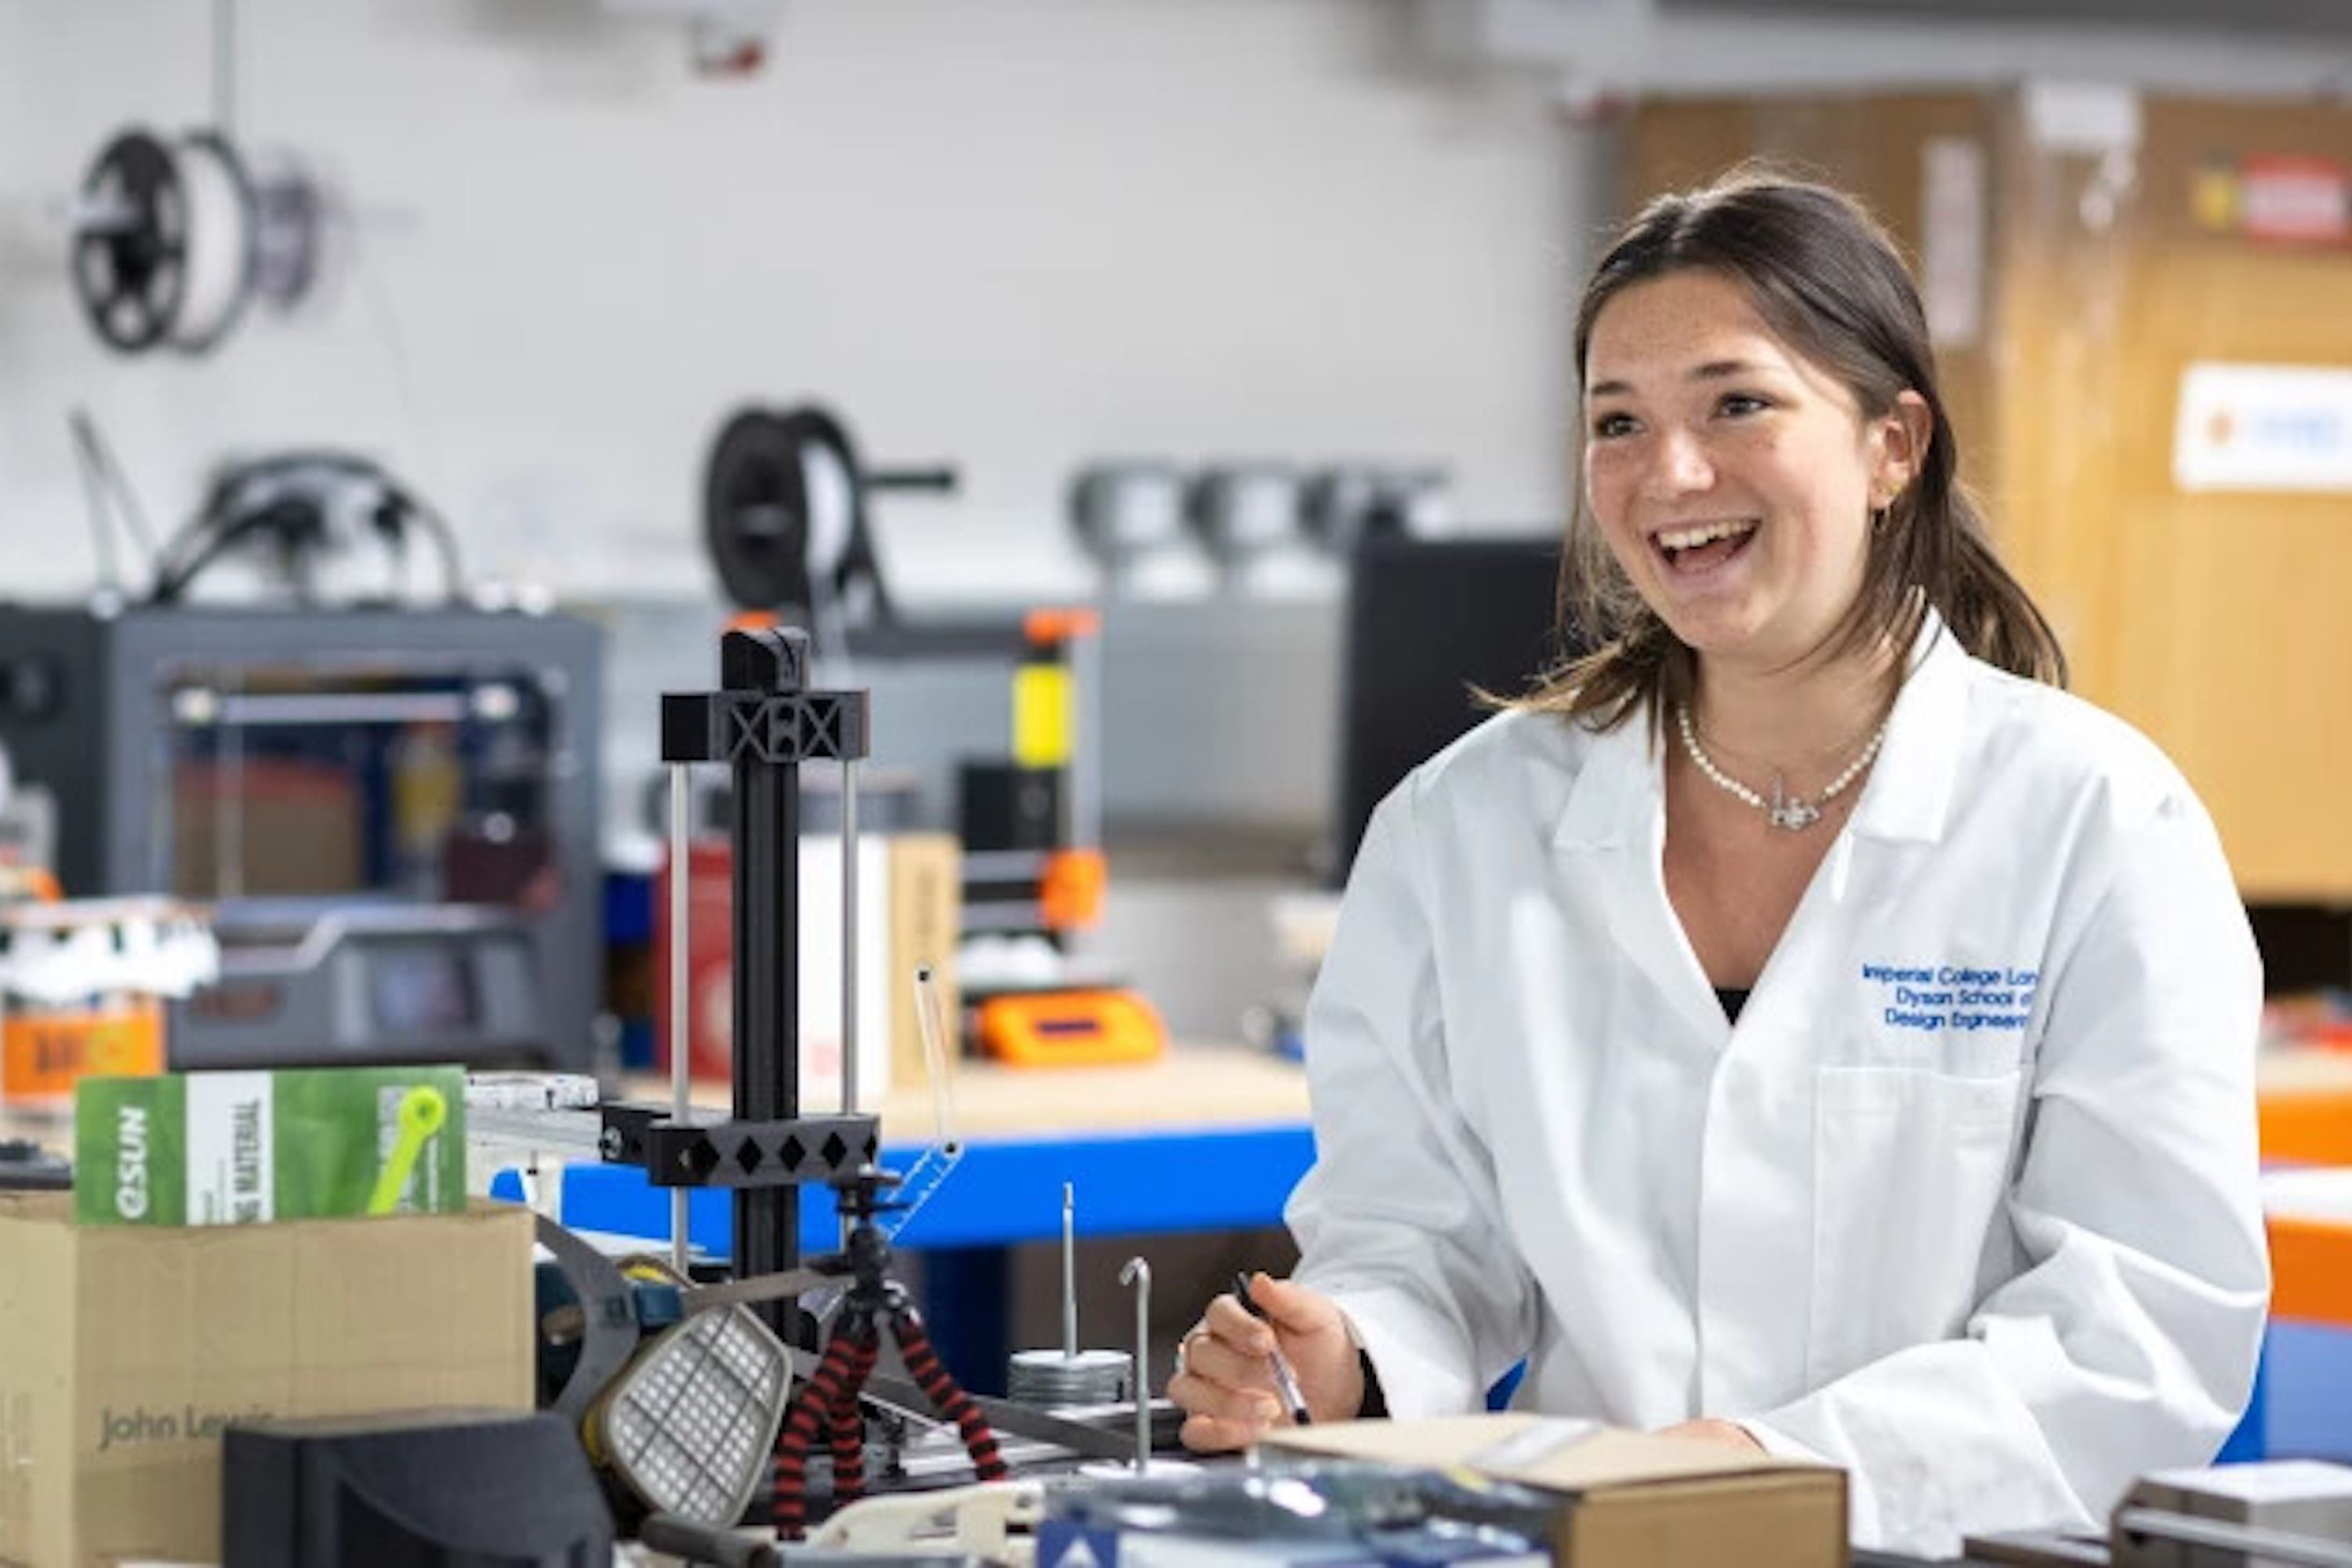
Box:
[0,603,603,1071]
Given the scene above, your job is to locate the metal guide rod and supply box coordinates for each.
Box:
[669,761,692,1275]
[841,755,859,1116]
[218,672,245,902]
[214,0,239,141]
[1118,1258,1152,1471]
[1062,1183,1078,1359]
[913,964,959,1150]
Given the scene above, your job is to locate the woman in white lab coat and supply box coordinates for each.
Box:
[1168,172,2269,1558]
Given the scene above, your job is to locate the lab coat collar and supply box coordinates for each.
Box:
[1552,706,1658,852]
[1549,607,1969,852]
[1846,608,1966,844]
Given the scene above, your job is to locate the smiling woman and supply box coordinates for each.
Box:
[1544,174,2065,742]
[1167,169,2268,1562]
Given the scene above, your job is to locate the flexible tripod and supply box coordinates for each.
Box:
[771,1167,1007,1538]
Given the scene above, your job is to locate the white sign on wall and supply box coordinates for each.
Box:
[2173,362,2352,493]
[1920,138,1986,349]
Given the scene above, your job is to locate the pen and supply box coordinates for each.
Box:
[1232,1272,1313,1426]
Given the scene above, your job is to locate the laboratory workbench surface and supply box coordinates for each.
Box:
[543,1043,1316,1254]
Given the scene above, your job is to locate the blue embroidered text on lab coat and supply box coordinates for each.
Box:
[1861,961,2041,1032]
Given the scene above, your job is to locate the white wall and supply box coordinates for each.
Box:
[0,0,1585,606]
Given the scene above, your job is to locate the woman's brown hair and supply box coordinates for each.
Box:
[1519,169,2065,731]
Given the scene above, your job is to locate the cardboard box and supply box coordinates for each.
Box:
[654,833,961,1104]
[0,1192,534,1566]
[884,833,963,1091]
[1258,1415,1849,1568]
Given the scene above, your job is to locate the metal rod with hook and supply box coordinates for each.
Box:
[1117,1257,1152,1472]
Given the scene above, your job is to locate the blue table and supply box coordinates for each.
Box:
[498,1047,1319,1388]
[501,1121,1317,1258]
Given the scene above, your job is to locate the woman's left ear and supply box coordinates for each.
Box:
[1874,391,1933,499]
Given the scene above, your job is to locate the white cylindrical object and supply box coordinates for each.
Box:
[166,134,252,352]
[669,762,692,1274]
[840,757,859,1116]
[1006,1348,1130,1410]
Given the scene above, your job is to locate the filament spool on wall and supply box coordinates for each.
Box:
[164,132,259,354]
[69,125,322,358]
[71,129,192,353]
[702,407,832,615]
[243,145,323,310]
[702,403,933,626]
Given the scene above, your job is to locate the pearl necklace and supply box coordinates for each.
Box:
[1674,703,1889,831]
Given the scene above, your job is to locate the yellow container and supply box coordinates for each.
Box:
[1011,662,1073,768]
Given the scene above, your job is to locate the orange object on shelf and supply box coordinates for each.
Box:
[1037,848,1106,931]
[2269,1211,2352,1329]
[1022,607,1101,647]
[2263,1092,2352,1167]
[976,989,1165,1069]
[1,995,165,1107]
[2259,1046,2352,1166]
[0,866,62,904]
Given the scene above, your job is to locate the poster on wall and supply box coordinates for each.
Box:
[1920,138,1986,349]
[2189,155,2352,246]
[2173,361,2352,493]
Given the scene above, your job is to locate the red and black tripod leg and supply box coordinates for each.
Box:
[772,1317,873,1539]
[888,1298,1007,1482]
[826,1332,881,1507]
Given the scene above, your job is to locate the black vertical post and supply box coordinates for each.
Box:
[727,626,804,1348]
[658,622,866,1349]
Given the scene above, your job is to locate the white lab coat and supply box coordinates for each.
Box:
[1287,615,2269,1558]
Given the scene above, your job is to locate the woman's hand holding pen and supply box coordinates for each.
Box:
[1170,1271,1362,1452]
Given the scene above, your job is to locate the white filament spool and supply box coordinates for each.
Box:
[166,132,256,353]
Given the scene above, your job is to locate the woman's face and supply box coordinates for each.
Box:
[1581,269,1921,676]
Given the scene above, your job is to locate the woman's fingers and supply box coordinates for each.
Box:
[1171,1304,1290,1453]
[1203,1293,1276,1355]
[1243,1272,1341,1337]
[1171,1331,1280,1416]
[1179,1410,1273,1454]
[1211,1276,1363,1424]
[1170,1366,1283,1427]
[1178,1319,1276,1392]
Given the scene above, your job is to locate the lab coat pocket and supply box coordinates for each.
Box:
[1808,1064,2023,1387]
